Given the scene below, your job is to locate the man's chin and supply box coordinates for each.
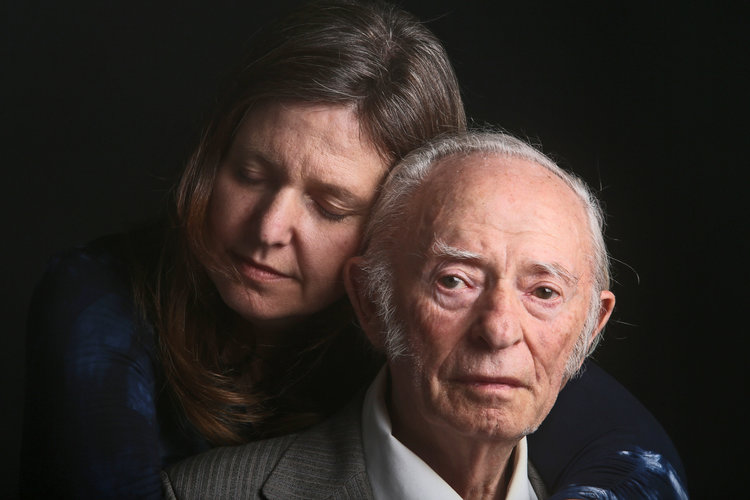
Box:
[437,401,533,442]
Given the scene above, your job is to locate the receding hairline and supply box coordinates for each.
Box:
[418,150,591,224]
[428,149,583,194]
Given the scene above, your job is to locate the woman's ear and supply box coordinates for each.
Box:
[343,256,384,350]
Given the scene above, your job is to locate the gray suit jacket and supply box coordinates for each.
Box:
[162,396,549,499]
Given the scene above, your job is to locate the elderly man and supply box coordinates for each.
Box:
[161,132,616,499]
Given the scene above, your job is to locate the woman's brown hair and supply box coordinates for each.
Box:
[138,0,467,445]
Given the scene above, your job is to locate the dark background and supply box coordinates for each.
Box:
[4,1,745,497]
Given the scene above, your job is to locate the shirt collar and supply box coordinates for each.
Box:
[361,366,538,500]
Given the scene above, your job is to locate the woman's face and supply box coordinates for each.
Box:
[206,102,387,331]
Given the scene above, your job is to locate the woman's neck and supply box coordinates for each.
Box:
[223,314,300,366]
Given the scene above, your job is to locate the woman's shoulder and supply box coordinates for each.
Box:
[40,234,131,290]
[21,230,201,498]
[26,232,156,356]
[24,232,165,436]
[31,224,166,318]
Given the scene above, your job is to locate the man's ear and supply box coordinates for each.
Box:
[343,256,384,350]
[589,290,616,348]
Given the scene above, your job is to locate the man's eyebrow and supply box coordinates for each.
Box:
[527,261,580,287]
[430,239,482,261]
[430,241,580,286]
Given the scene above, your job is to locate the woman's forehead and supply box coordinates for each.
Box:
[229,102,388,192]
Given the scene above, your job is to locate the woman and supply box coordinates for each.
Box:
[21,1,686,498]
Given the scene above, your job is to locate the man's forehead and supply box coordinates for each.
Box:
[406,151,591,274]
[425,152,584,219]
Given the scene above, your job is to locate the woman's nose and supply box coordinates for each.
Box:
[256,189,298,247]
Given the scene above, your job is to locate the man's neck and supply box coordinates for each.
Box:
[388,393,518,499]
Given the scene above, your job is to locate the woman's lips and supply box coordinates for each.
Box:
[232,253,291,282]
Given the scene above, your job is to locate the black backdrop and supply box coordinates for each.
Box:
[5,1,745,497]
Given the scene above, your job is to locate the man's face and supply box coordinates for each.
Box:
[387,154,611,446]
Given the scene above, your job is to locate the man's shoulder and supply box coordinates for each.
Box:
[162,392,372,499]
[162,433,298,499]
[278,392,367,464]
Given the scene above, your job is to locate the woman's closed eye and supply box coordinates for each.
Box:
[308,189,368,223]
[313,200,350,222]
[235,166,268,185]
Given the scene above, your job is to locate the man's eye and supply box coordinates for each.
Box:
[438,275,465,289]
[532,286,558,300]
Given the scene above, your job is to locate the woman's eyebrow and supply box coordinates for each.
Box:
[232,147,276,168]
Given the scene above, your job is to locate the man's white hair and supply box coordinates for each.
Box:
[358,132,611,379]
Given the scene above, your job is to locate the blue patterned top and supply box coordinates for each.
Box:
[21,239,209,499]
[529,360,688,499]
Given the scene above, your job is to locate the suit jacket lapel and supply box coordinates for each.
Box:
[261,393,374,499]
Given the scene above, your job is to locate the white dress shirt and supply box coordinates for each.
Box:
[361,367,538,500]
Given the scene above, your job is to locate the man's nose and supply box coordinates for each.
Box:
[256,189,298,247]
[472,287,523,351]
